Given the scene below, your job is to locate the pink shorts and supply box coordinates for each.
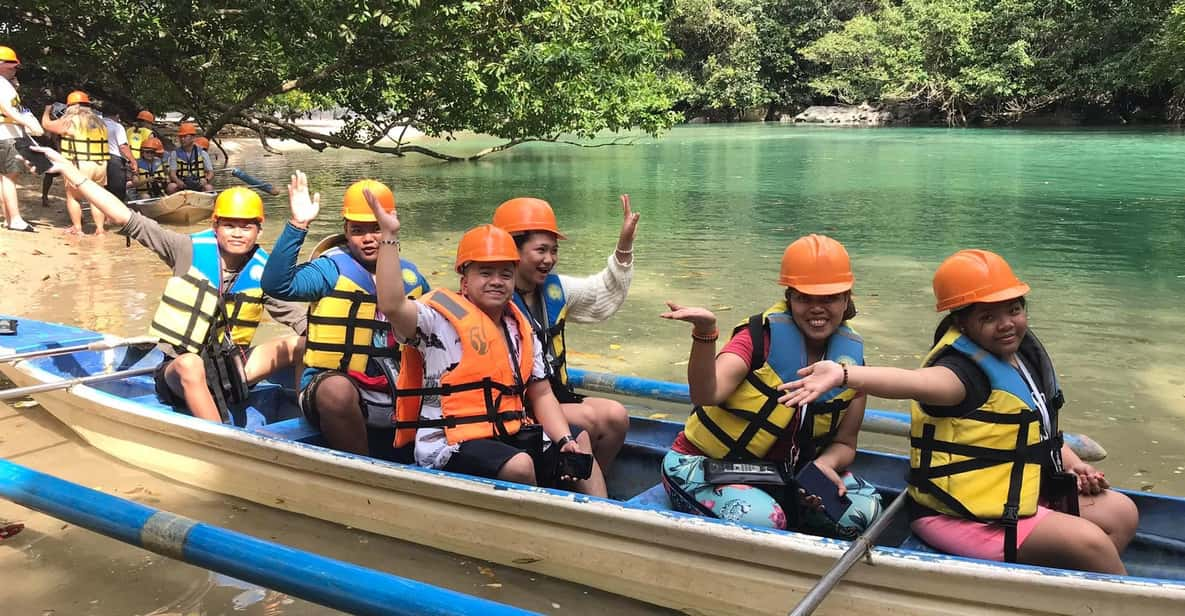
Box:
[910,506,1055,562]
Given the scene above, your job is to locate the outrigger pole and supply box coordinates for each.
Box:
[0,458,538,616]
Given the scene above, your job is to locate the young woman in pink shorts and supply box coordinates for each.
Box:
[779,249,1138,574]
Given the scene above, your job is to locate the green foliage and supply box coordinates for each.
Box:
[4,0,680,158]
[796,0,1180,123]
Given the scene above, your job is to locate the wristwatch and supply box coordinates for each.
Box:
[555,434,574,449]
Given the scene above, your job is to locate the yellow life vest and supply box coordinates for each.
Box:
[304,246,428,377]
[174,146,206,179]
[908,327,1063,561]
[148,230,268,353]
[136,158,167,185]
[684,302,864,463]
[127,126,153,159]
[60,116,109,163]
[512,273,571,392]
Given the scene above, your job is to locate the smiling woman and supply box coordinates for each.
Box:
[658,234,884,538]
[781,248,1140,574]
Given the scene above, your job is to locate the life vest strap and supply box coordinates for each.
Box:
[392,378,523,399]
[396,410,527,431]
[961,408,1041,425]
[908,436,1052,466]
[307,315,389,329]
[303,339,399,358]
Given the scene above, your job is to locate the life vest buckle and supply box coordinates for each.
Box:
[1002,504,1020,524]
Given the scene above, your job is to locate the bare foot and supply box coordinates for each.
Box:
[61,227,83,236]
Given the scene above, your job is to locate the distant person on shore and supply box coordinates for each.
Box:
[261,176,430,458]
[0,46,44,232]
[127,110,156,159]
[779,249,1138,573]
[34,144,307,424]
[129,137,167,200]
[95,102,137,203]
[492,196,636,474]
[41,90,109,235]
[168,123,213,193]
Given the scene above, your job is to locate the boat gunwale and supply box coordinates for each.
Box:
[8,354,1185,611]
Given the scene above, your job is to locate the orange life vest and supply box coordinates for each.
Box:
[394,289,535,447]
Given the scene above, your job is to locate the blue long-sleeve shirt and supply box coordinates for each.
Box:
[261,222,429,301]
[262,223,430,389]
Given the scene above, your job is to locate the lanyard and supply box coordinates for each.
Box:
[1015,358,1051,437]
[788,402,811,469]
[1015,358,1063,471]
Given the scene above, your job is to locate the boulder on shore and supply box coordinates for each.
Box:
[790,104,894,126]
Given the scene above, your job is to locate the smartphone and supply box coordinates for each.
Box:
[795,461,851,522]
[14,136,53,175]
[556,451,593,480]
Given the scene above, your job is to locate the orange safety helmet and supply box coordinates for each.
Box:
[213,187,265,222]
[142,137,165,154]
[195,137,210,150]
[136,110,155,123]
[0,46,19,64]
[178,122,198,137]
[454,224,520,274]
[341,179,395,222]
[66,90,91,106]
[778,234,854,295]
[491,197,567,239]
[932,249,1030,312]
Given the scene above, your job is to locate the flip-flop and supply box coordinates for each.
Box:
[5,224,36,233]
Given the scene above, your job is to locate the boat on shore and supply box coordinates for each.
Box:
[2,316,1184,615]
[129,190,215,225]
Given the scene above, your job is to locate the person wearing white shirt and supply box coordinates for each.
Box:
[97,103,137,203]
[0,46,44,232]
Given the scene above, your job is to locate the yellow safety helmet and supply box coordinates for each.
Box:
[342,179,394,222]
[0,46,19,64]
[213,187,265,222]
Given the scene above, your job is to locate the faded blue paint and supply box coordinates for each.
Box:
[0,458,538,616]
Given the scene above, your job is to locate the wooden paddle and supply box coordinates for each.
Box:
[0,336,158,364]
[788,489,910,616]
[0,366,156,402]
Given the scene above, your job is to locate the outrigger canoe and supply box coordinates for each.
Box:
[2,317,1185,615]
[129,190,215,225]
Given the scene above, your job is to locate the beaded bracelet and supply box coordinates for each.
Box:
[841,363,849,388]
[379,238,400,248]
[691,328,719,343]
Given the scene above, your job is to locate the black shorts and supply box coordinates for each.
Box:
[153,347,256,411]
[442,425,585,485]
[153,357,189,412]
[299,369,411,463]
